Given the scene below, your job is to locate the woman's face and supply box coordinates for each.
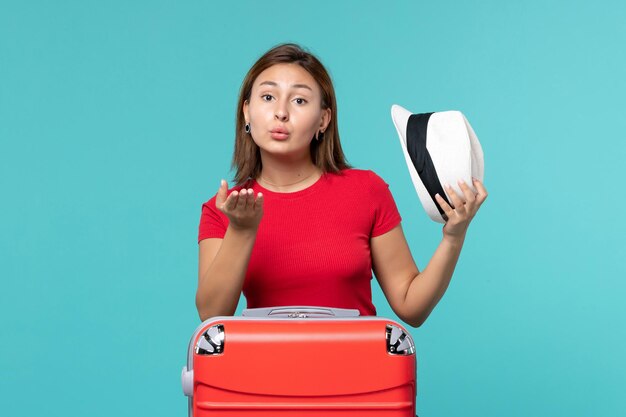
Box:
[243,63,331,161]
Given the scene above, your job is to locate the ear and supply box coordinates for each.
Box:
[243,100,250,123]
[320,108,331,131]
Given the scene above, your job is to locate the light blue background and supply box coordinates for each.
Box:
[1,1,625,416]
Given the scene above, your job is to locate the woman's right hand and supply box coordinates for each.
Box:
[215,179,264,232]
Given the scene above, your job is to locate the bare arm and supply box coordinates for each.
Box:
[372,226,465,327]
[196,181,264,321]
[372,179,488,327]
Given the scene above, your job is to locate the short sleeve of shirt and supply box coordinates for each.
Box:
[366,170,402,237]
[198,195,228,243]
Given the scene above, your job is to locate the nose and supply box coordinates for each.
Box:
[274,100,289,122]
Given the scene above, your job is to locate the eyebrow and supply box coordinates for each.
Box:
[258,80,313,91]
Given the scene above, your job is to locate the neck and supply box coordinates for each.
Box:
[257,152,321,192]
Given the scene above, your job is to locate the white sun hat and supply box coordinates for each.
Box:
[391,104,484,223]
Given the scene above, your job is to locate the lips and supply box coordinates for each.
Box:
[270,127,289,140]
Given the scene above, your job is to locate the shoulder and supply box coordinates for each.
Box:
[329,168,390,189]
[328,168,387,183]
[321,169,394,205]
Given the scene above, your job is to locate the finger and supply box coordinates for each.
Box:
[472,178,488,203]
[458,180,476,204]
[245,188,255,210]
[240,188,252,210]
[446,184,467,214]
[435,193,454,217]
[238,189,247,210]
[215,179,228,207]
[254,192,264,211]
[225,190,239,211]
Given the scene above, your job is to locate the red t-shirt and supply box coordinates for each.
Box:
[198,169,402,316]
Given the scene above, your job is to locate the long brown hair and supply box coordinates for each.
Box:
[232,43,351,185]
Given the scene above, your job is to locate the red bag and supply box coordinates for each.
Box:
[182,306,417,417]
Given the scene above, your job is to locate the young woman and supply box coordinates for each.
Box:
[196,43,487,325]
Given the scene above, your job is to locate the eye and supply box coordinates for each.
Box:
[294,98,308,105]
[261,94,273,102]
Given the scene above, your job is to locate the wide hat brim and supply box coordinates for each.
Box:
[391,104,484,223]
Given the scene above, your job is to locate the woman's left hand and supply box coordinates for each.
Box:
[434,178,488,241]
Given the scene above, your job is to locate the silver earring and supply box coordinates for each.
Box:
[245,123,250,134]
[317,130,324,141]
